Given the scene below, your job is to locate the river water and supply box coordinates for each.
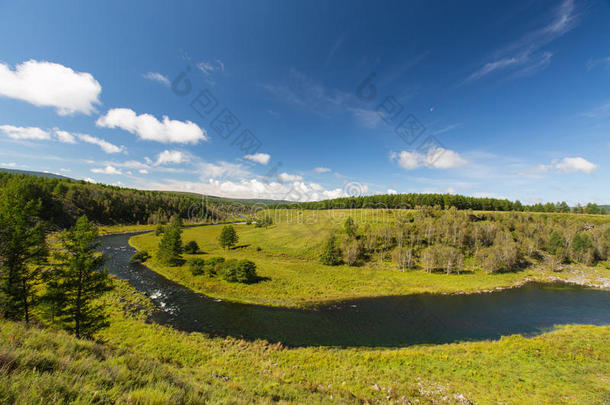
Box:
[101,232,610,347]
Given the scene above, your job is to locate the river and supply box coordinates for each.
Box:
[100,232,610,347]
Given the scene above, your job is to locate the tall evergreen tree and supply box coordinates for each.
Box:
[0,179,48,323]
[218,225,238,250]
[156,218,183,266]
[52,216,113,338]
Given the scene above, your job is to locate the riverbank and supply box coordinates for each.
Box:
[1,277,608,404]
[128,222,610,308]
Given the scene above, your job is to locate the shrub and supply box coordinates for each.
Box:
[187,258,206,275]
[205,257,225,275]
[184,240,199,254]
[129,250,150,264]
[320,235,342,266]
[220,259,257,283]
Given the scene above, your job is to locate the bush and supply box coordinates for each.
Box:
[320,235,342,266]
[129,250,150,264]
[205,257,225,275]
[184,240,199,254]
[187,258,206,275]
[221,259,257,283]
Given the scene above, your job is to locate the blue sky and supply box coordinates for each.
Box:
[0,0,608,204]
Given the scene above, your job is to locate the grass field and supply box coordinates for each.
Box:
[1,278,609,404]
[129,209,610,307]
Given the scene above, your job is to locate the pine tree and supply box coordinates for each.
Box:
[52,216,113,338]
[218,225,238,250]
[156,216,183,266]
[0,179,48,323]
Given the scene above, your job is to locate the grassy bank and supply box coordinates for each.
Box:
[129,209,610,307]
[1,278,609,404]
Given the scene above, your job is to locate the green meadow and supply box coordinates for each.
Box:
[130,209,610,307]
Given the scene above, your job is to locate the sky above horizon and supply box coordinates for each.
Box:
[0,0,609,205]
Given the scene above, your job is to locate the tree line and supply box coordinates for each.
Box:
[277,193,608,215]
[0,172,248,228]
[320,207,610,273]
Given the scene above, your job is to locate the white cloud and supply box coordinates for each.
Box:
[91,165,122,175]
[390,147,467,170]
[142,72,170,86]
[1,162,17,167]
[155,150,189,165]
[77,133,126,154]
[53,129,77,144]
[146,178,346,202]
[199,161,250,179]
[0,60,101,115]
[0,125,50,140]
[139,169,149,174]
[243,153,270,165]
[277,172,303,182]
[526,157,598,175]
[552,157,597,174]
[83,177,97,183]
[314,167,331,173]
[387,189,398,194]
[96,108,207,144]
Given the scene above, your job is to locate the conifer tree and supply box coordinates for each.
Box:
[0,178,48,323]
[52,216,112,338]
[218,225,238,250]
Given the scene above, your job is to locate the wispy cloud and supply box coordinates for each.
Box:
[587,56,610,71]
[464,0,578,84]
[582,102,610,119]
[142,72,170,86]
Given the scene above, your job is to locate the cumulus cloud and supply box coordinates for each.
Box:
[277,172,303,182]
[54,129,77,144]
[155,150,189,165]
[387,189,398,194]
[0,125,50,140]
[146,178,346,202]
[314,167,331,173]
[535,157,598,174]
[91,165,122,175]
[390,147,467,170]
[77,133,126,154]
[96,108,207,144]
[243,153,270,165]
[0,60,101,115]
[142,72,170,86]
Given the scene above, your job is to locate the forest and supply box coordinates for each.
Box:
[0,172,248,228]
[278,192,608,214]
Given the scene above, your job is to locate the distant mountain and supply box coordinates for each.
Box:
[0,167,72,180]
